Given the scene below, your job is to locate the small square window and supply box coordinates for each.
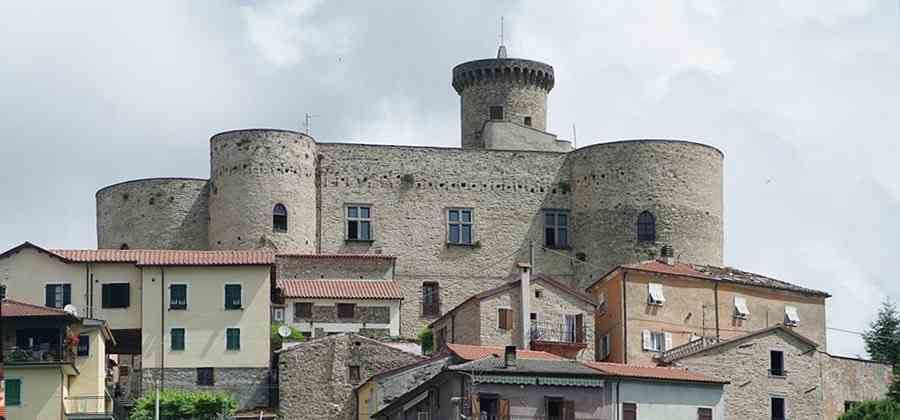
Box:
[77,335,90,357]
[337,303,356,319]
[102,283,130,309]
[197,368,214,386]
[349,365,361,384]
[489,106,504,120]
[45,284,71,308]
[295,302,313,320]
[225,284,242,310]
[524,116,532,126]
[534,289,543,299]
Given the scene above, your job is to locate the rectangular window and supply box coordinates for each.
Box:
[169,284,187,310]
[489,106,504,120]
[171,328,185,351]
[422,282,440,316]
[196,368,214,386]
[544,210,569,248]
[598,292,608,316]
[294,302,312,320]
[648,283,666,305]
[336,303,356,319]
[273,307,284,322]
[734,296,750,319]
[623,402,637,420]
[642,330,670,352]
[102,283,130,309]
[226,328,241,351]
[771,397,785,420]
[224,284,242,310]
[498,308,513,330]
[447,208,473,245]
[530,312,538,321]
[348,365,361,384]
[77,334,90,357]
[770,350,785,376]
[698,407,713,420]
[5,378,21,406]
[45,283,71,308]
[599,334,611,360]
[346,205,372,241]
[524,116,532,126]
[785,305,800,326]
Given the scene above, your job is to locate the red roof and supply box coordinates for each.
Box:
[583,361,726,384]
[446,344,564,361]
[1,299,73,318]
[622,260,713,279]
[46,248,274,266]
[277,279,403,300]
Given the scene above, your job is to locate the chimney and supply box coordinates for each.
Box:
[504,345,517,368]
[660,245,675,265]
[516,262,531,350]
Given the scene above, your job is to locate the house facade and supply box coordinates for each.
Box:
[278,279,402,339]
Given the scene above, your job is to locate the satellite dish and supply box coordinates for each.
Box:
[277,325,292,338]
[63,304,78,317]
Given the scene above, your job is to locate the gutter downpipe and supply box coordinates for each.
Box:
[615,379,621,420]
[622,271,628,365]
[160,266,166,393]
[714,282,720,340]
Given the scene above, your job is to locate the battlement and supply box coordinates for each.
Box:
[452,58,554,94]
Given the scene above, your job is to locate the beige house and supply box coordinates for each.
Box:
[0,242,274,410]
[2,299,115,420]
[430,264,598,361]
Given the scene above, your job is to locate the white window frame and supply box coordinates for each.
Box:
[784,305,800,326]
[168,283,189,311]
[272,306,285,323]
[648,283,666,305]
[100,281,131,310]
[446,208,474,245]
[734,296,750,319]
[223,283,243,310]
[543,209,570,248]
[345,204,373,241]
[642,329,671,352]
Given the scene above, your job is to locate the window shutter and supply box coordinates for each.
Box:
[45,285,54,307]
[120,284,130,307]
[506,309,514,330]
[563,400,576,420]
[642,330,652,351]
[664,332,673,351]
[102,285,111,308]
[498,309,506,329]
[575,314,584,343]
[6,379,21,406]
[498,399,510,420]
[62,284,71,306]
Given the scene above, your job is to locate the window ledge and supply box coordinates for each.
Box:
[769,374,787,379]
[446,242,479,248]
[345,239,374,244]
[225,307,244,311]
[543,246,572,251]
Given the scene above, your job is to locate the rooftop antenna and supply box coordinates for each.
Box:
[572,123,577,148]
[303,113,318,135]
[497,17,508,58]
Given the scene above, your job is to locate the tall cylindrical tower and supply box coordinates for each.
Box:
[208,129,317,252]
[452,47,554,148]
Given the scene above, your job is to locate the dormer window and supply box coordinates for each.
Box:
[648,283,665,305]
[489,106,504,120]
[784,306,800,326]
[734,296,750,319]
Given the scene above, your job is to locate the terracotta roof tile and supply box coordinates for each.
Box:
[48,249,274,267]
[2,299,73,318]
[446,344,564,361]
[583,361,726,384]
[277,279,403,300]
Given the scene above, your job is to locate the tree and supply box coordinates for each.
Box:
[130,389,237,420]
[839,399,900,420]
[419,327,433,356]
[862,300,900,401]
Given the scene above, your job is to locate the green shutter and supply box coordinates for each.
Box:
[225,285,241,309]
[226,328,240,350]
[171,329,185,351]
[5,379,21,406]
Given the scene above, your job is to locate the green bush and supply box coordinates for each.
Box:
[419,327,433,355]
[130,389,237,420]
[271,323,305,349]
[839,400,900,420]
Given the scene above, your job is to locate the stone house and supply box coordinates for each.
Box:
[586,258,830,365]
[660,325,893,420]
[430,264,598,361]
[277,333,423,420]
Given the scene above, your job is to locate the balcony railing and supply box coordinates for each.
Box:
[658,336,719,363]
[529,322,587,345]
[4,345,74,364]
[65,393,115,418]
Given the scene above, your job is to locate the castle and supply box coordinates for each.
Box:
[94,46,724,337]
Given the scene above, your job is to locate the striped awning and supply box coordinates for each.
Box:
[475,375,603,387]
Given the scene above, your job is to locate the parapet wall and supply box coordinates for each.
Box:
[96,178,210,250]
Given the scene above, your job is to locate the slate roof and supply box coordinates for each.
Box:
[277,279,403,300]
[1,299,74,318]
[590,259,830,297]
[446,343,564,361]
[584,361,726,384]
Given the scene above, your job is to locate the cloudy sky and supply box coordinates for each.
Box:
[1,1,898,357]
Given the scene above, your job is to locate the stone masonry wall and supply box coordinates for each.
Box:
[96,178,210,250]
[676,330,823,419]
[822,355,893,420]
[276,255,394,280]
[278,334,422,420]
[141,367,269,410]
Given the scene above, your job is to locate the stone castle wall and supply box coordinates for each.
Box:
[96,178,209,250]
[208,129,317,252]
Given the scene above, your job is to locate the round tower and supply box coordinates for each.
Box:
[208,129,317,252]
[452,46,554,148]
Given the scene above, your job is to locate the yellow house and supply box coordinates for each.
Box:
[0,242,275,411]
[2,299,115,420]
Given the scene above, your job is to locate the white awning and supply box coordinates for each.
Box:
[785,305,800,325]
[734,296,750,318]
[648,283,666,304]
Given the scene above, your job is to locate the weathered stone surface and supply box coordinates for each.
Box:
[140,367,269,410]
[278,334,422,420]
[276,255,394,280]
[306,304,390,323]
[822,355,893,419]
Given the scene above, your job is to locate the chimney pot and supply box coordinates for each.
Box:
[660,245,675,265]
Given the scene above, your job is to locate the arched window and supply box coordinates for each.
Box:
[273,204,288,233]
[637,211,656,241]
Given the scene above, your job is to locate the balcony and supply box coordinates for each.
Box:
[529,321,587,359]
[4,345,75,365]
[657,336,719,363]
[65,393,116,419]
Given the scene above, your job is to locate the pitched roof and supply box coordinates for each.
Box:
[0,242,275,267]
[661,325,819,363]
[429,274,596,328]
[589,259,830,297]
[277,279,403,300]
[584,361,727,384]
[445,344,563,361]
[2,299,75,318]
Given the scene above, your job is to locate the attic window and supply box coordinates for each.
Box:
[784,306,800,327]
[734,296,750,319]
[648,283,665,305]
